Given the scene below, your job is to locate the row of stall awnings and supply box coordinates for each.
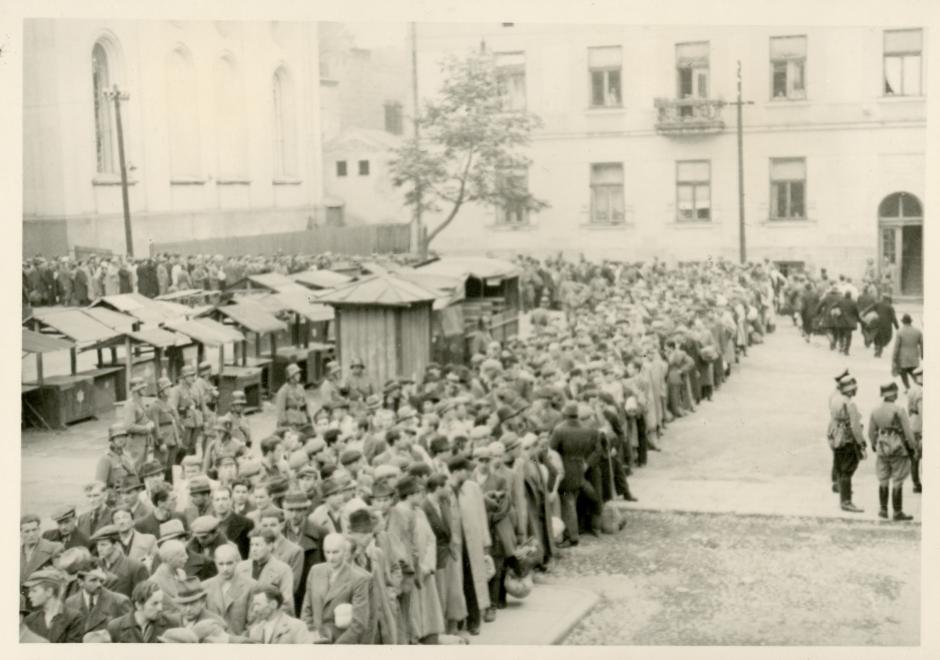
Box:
[27,308,197,348]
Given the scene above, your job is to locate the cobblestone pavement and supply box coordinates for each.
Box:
[556,510,920,645]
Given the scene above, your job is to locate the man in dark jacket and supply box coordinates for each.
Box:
[837,291,860,355]
[212,486,254,559]
[23,569,84,643]
[64,558,132,637]
[799,282,820,342]
[549,402,599,548]
[282,491,327,613]
[107,582,181,642]
[871,294,900,358]
[42,505,90,551]
[815,284,844,350]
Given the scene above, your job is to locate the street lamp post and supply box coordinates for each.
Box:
[105,84,134,256]
[723,62,754,264]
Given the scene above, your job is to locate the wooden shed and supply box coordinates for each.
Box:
[317,274,438,389]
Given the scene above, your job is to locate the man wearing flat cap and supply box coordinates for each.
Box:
[174,576,229,631]
[42,504,90,551]
[92,524,149,600]
[185,515,229,581]
[22,568,83,642]
[64,558,131,637]
[869,382,916,521]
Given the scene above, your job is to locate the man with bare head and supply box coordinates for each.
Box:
[300,532,372,643]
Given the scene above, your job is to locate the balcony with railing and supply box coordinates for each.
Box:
[654,98,726,135]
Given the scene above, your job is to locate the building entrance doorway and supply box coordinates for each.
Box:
[878,192,923,298]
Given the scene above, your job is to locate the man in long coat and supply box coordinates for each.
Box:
[550,402,599,547]
[870,294,899,358]
[448,455,490,636]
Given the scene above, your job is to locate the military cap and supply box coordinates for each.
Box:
[350,357,365,368]
[190,515,220,535]
[231,390,247,405]
[214,451,237,468]
[365,394,382,410]
[383,379,401,394]
[181,455,202,468]
[51,504,77,522]
[157,376,174,393]
[108,423,128,440]
[371,481,395,499]
[140,460,164,478]
[397,405,417,422]
[834,369,851,383]
[562,401,579,418]
[286,363,302,379]
[129,376,147,392]
[487,441,506,459]
[181,365,196,377]
[90,524,120,543]
[188,475,212,494]
[198,361,212,373]
[373,464,401,482]
[340,449,363,466]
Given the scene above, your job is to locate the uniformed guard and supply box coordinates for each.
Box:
[169,365,204,459]
[907,365,923,494]
[194,361,218,455]
[123,377,155,475]
[94,424,137,507]
[869,382,915,521]
[228,390,253,448]
[826,372,866,512]
[148,376,181,482]
[275,363,314,430]
[828,369,851,493]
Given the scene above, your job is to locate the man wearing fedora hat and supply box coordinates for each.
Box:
[869,382,916,521]
[148,376,181,481]
[276,363,314,430]
[827,372,866,513]
[42,504,90,551]
[64,558,131,637]
[907,365,923,494]
[22,568,83,642]
[282,490,329,612]
[174,576,229,631]
[123,376,156,475]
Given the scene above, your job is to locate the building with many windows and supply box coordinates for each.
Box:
[23,19,324,256]
[408,24,925,297]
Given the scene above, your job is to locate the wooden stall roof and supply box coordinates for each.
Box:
[129,328,190,348]
[391,267,465,309]
[417,256,522,283]
[83,307,138,333]
[22,328,74,354]
[153,299,196,318]
[317,273,438,307]
[216,300,288,334]
[156,288,209,301]
[259,291,335,322]
[31,309,122,343]
[94,293,182,324]
[164,318,245,346]
[291,269,354,290]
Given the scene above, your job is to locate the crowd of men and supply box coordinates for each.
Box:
[21,251,419,308]
[19,253,888,644]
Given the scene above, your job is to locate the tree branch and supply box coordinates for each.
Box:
[426,150,474,247]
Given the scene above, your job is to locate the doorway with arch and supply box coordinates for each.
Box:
[878,192,923,298]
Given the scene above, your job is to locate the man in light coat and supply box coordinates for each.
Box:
[202,543,257,636]
[237,528,295,615]
[892,314,923,390]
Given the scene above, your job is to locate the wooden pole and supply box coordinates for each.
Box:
[110,85,134,256]
[37,353,44,386]
[69,348,77,375]
[155,347,163,378]
[124,336,133,400]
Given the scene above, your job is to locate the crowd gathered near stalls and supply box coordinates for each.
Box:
[19,252,920,644]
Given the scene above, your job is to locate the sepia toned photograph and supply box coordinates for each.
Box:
[12,1,930,650]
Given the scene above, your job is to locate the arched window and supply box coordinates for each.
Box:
[879,192,922,220]
[272,67,297,178]
[167,47,201,179]
[92,41,116,173]
[214,56,247,179]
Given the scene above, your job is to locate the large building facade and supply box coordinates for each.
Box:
[23,19,324,257]
[409,24,925,297]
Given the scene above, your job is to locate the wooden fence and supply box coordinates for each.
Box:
[149,223,412,257]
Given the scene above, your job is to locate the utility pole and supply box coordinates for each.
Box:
[727,61,754,264]
[410,22,424,257]
[106,84,134,256]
